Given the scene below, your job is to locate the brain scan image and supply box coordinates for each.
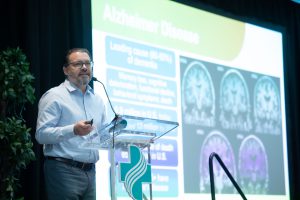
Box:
[238,135,269,194]
[199,131,236,193]
[219,69,252,131]
[254,76,281,135]
[182,61,215,127]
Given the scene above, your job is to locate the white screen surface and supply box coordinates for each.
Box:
[91,1,289,200]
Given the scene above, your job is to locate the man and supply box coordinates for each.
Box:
[36,48,107,200]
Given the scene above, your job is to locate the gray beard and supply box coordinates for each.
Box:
[69,75,90,89]
[81,76,90,85]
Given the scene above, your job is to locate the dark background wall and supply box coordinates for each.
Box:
[0,0,299,199]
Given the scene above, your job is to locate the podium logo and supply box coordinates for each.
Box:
[119,145,152,200]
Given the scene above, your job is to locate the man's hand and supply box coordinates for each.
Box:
[74,120,93,136]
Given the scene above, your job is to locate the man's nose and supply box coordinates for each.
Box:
[81,64,88,71]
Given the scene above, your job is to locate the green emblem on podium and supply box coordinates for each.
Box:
[119,145,152,200]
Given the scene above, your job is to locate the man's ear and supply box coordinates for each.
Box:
[63,66,69,76]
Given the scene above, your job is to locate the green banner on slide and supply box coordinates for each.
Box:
[92,0,245,61]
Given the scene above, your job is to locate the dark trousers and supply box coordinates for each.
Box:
[44,159,96,200]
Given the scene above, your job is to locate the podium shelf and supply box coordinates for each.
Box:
[80,115,179,150]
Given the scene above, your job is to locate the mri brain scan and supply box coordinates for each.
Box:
[199,131,236,193]
[219,69,252,131]
[254,76,281,135]
[182,61,215,126]
[238,135,269,194]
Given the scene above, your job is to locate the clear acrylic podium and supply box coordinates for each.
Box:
[80,115,179,200]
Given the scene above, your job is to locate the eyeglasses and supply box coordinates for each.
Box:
[67,61,94,68]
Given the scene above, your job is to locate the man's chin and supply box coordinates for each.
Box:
[81,76,90,85]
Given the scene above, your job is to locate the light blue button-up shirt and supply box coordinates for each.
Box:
[36,79,107,163]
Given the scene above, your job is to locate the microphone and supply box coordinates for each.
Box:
[91,77,127,132]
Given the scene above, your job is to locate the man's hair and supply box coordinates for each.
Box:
[64,48,92,67]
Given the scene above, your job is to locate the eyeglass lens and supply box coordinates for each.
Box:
[69,61,93,68]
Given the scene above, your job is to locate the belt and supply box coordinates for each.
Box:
[45,156,94,171]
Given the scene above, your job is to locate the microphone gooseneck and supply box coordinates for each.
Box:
[91,77,118,120]
[92,76,128,149]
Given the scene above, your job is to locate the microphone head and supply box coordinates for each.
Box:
[91,77,98,82]
[109,119,127,133]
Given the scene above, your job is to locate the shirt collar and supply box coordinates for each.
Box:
[64,79,94,94]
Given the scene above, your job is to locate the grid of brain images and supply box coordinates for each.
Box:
[181,58,281,194]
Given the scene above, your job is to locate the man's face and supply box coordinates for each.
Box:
[63,51,92,90]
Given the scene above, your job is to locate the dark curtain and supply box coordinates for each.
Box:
[0,0,299,199]
[0,0,92,199]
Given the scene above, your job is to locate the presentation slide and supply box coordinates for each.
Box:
[91,1,289,200]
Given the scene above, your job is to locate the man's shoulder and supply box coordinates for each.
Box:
[47,82,66,94]
[40,82,67,100]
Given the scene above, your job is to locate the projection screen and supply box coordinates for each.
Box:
[91,1,289,200]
